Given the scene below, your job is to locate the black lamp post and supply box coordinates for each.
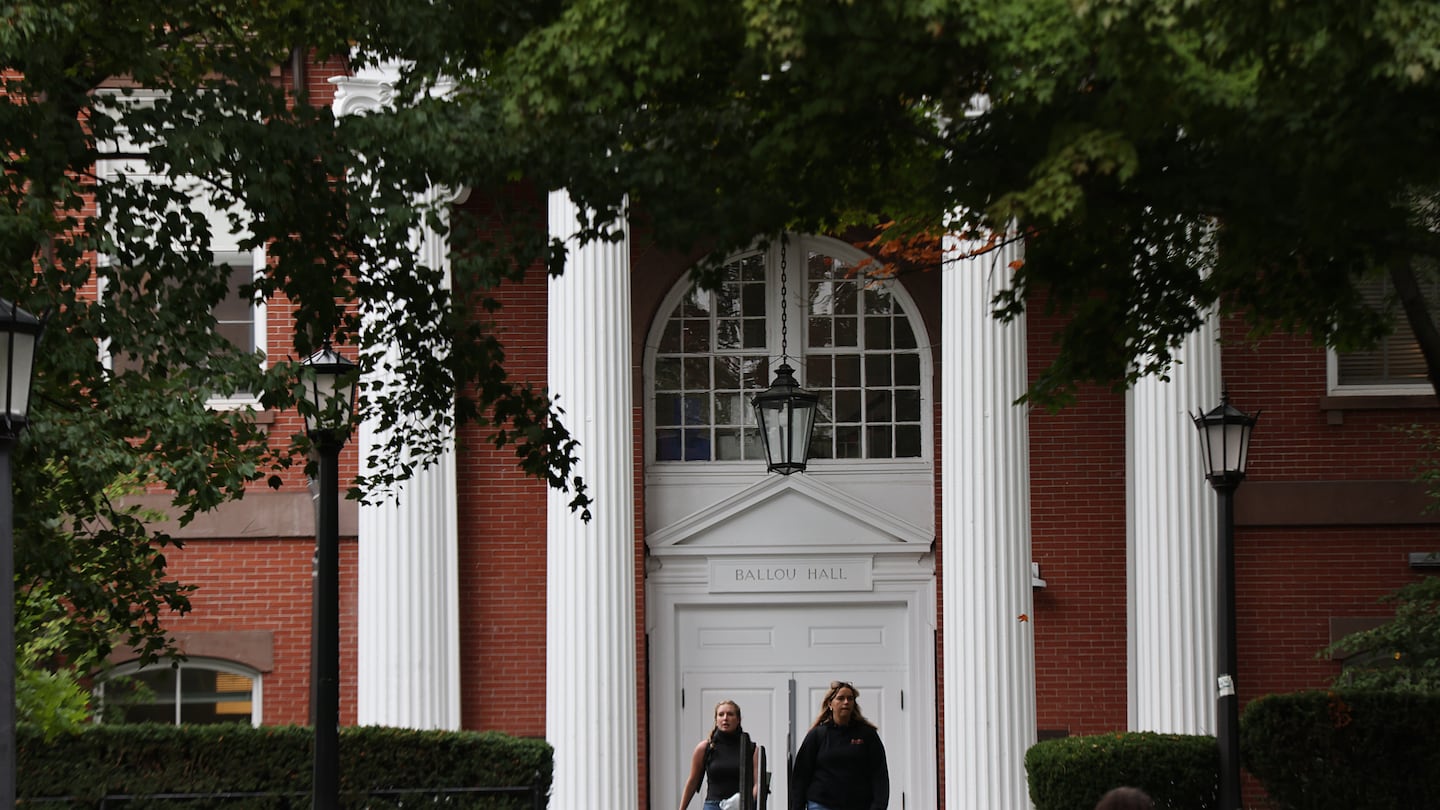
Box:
[752,240,818,474]
[298,338,357,810]
[1192,391,1258,810]
[0,299,42,810]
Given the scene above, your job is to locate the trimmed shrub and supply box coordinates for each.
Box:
[1026,732,1218,810]
[1242,690,1440,810]
[19,723,551,807]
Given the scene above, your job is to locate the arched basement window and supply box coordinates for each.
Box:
[648,235,931,466]
[98,658,261,726]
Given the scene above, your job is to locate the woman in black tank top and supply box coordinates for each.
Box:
[678,700,761,810]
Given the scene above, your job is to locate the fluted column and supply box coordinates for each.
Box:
[333,68,463,730]
[546,190,638,810]
[941,235,1037,809]
[1128,315,1221,733]
[354,193,461,729]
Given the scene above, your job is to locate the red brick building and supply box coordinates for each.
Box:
[104,61,1440,810]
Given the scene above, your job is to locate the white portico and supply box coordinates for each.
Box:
[646,471,937,810]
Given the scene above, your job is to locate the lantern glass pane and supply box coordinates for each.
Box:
[1223,422,1247,473]
[0,331,36,421]
[1201,423,1225,477]
[788,401,817,463]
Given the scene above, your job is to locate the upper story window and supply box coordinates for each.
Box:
[98,658,261,726]
[1331,264,1440,393]
[104,249,266,395]
[95,91,267,407]
[647,235,932,467]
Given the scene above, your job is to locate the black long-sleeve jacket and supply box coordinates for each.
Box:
[789,720,888,810]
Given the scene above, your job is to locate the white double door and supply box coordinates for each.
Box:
[681,669,905,810]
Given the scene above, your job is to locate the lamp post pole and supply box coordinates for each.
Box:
[298,339,356,810]
[312,431,342,810]
[0,299,43,810]
[1192,392,1257,810]
[1213,475,1242,810]
[0,432,18,810]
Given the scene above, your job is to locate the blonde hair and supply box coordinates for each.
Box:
[811,680,875,729]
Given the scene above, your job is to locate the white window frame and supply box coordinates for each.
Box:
[98,657,263,727]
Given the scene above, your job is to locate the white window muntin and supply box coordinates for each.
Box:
[645,234,933,467]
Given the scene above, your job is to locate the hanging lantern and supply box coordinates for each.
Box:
[753,362,819,475]
[751,238,818,474]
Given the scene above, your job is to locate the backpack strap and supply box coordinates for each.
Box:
[738,732,751,810]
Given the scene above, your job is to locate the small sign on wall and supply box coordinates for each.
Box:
[709,556,874,593]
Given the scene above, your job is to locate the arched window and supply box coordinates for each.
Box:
[98,658,261,726]
[647,235,931,467]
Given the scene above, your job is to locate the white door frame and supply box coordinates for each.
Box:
[648,552,935,810]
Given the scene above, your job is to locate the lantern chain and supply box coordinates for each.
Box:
[779,238,789,363]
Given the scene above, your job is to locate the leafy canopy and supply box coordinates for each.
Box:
[6,0,1440,665]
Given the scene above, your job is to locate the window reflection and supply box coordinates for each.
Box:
[101,661,257,726]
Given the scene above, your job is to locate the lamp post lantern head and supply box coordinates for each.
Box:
[1192,391,1258,490]
[0,298,44,440]
[752,361,819,475]
[298,338,357,445]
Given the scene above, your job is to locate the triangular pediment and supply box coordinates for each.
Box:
[647,473,930,554]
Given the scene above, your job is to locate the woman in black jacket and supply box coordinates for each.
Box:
[790,681,889,810]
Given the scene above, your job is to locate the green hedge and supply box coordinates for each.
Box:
[1241,690,1440,810]
[1025,732,1218,810]
[18,723,552,807]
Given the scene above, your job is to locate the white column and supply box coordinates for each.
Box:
[1128,315,1221,733]
[546,190,638,810]
[941,235,1037,809]
[333,69,463,730]
[355,458,460,728]
[354,193,461,730]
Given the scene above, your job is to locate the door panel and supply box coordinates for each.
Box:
[668,601,914,810]
[685,670,906,810]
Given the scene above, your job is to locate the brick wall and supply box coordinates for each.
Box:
[1225,321,1440,705]
[455,225,551,736]
[153,536,355,726]
[1027,306,1131,736]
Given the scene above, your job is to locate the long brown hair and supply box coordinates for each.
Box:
[810,680,876,729]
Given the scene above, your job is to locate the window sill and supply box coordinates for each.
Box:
[1319,393,1437,424]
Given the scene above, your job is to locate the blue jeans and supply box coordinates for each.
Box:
[702,801,723,810]
[806,802,837,810]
